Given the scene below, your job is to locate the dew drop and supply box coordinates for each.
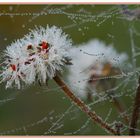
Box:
[78,28,82,31]
[22,24,25,28]
[4,38,7,41]
[9,6,13,11]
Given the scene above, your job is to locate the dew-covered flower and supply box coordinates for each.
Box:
[67,39,129,99]
[0,26,72,89]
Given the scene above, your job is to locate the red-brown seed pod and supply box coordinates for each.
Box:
[10,64,16,71]
[41,41,49,50]
[27,45,33,50]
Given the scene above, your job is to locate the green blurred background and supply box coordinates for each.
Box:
[0,5,140,135]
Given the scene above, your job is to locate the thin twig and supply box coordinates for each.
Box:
[129,76,140,135]
[53,75,118,135]
[115,122,123,136]
[129,28,136,69]
[112,97,129,124]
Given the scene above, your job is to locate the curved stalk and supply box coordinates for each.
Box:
[53,75,118,135]
[129,77,140,135]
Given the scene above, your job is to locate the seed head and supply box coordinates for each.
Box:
[0,26,72,89]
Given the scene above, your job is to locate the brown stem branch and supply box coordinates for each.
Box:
[53,75,118,135]
[129,76,140,135]
[112,97,129,124]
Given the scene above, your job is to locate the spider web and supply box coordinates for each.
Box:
[0,4,140,135]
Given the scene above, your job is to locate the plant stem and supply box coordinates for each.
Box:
[53,75,118,135]
[129,77,140,135]
[112,97,129,124]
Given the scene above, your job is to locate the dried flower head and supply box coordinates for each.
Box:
[67,39,129,99]
[0,26,72,89]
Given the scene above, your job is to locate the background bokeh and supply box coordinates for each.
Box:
[0,5,140,135]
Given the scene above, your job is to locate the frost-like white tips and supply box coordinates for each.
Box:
[0,26,72,89]
[67,39,128,99]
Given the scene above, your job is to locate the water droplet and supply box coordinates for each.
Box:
[22,24,25,28]
[62,96,66,99]
[9,6,13,11]
[10,15,14,18]
[82,33,85,36]
[49,117,53,120]
[78,28,82,31]
[112,21,114,25]
[4,38,7,41]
